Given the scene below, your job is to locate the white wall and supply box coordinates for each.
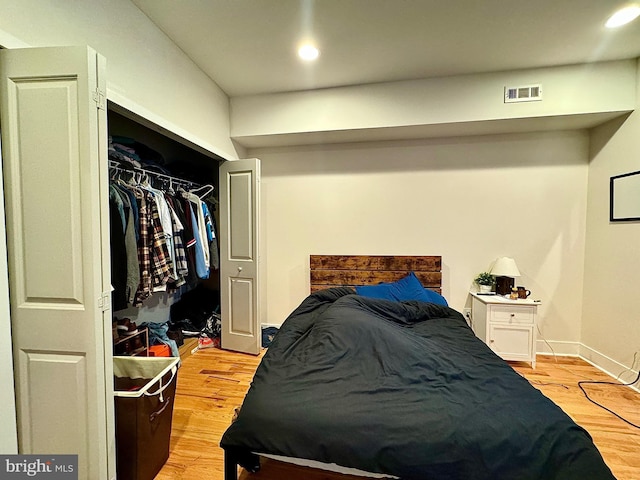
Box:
[582,58,640,378]
[251,130,589,350]
[0,0,237,160]
[232,60,635,146]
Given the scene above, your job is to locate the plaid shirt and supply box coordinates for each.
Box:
[148,192,171,291]
[133,189,151,305]
[132,189,171,304]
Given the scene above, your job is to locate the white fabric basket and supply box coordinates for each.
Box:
[113,356,179,399]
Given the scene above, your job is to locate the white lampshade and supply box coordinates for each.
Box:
[490,257,521,277]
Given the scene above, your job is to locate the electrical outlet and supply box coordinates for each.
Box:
[463,308,472,324]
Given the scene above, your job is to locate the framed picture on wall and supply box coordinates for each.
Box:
[610,170,640,222]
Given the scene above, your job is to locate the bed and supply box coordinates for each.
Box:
[220,255,615,480]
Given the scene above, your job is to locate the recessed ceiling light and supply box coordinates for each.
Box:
[298,44,319,61]
[605,4,640,28]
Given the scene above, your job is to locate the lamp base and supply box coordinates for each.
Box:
[495,276,514,296]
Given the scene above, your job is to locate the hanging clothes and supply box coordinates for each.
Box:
[165,196,188,288]
[184,191,210,279]
[140,183,175,292]
[109,193,128,311]
[202,200,219,270]
[108,161,217,310]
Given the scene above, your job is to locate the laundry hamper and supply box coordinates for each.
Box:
[113,356,180,480]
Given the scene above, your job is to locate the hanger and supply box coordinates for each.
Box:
[189,184,215,200]
[109,162,212,199]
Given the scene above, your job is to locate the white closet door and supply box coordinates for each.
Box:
[0,46,114,479]
[219,158,262,354]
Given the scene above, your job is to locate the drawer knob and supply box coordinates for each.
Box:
[510,313,515,317]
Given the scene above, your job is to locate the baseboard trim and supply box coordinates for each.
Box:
[578,344,640,394]
[536,339,581,356]
[536,340,639,394]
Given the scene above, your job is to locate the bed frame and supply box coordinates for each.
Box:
[224,254,613,480]
[310,254,442,293]
[224,255,443,480]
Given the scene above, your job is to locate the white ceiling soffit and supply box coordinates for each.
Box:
[232,112,631,149]
[131,0,640,97]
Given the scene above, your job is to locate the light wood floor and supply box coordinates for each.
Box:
[155,344,640,480]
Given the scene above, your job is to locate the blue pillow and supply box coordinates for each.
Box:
[355,272,448,306]
[421,287,448,306]
[355,282,396,301]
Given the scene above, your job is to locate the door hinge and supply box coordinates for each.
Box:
[93,88,106,110]
[98,292,111,312]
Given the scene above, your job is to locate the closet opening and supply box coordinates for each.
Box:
[107,105,224,359]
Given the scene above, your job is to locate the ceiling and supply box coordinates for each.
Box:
[130,0,640,98]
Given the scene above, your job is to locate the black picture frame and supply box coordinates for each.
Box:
[610,170,640,222]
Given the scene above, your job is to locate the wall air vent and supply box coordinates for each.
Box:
[504,84,542,103]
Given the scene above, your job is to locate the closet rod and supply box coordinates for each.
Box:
[108,160,212,191]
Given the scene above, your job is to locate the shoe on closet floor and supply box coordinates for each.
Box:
[117,318,138,336]
[130,336,145,354]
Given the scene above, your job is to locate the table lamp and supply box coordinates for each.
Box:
[490,257,521,295]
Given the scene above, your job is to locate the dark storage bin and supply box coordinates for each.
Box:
[113,356,180,480]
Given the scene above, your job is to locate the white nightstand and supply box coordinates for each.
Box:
[470,292,539,368]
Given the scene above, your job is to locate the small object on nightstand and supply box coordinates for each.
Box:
[509,287,518,300]
[490,257,521,295]
[517,286,531,299]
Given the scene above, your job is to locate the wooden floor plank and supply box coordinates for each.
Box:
[154,350,640,480]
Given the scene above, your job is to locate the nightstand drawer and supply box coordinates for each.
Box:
[489,305,535,324]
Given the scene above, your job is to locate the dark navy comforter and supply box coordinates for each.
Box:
[221,288,615,480]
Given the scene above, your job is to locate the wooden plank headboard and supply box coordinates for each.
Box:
[310,255,442,294]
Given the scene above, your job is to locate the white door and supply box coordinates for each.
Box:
[0,132,18,454]
[219,158,262,354]
[0,46,115,479]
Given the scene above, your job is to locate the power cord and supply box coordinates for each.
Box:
[535,325,591,381]
[615,351,639,382]
[513,327,570,389]
[521,373,569,390]
[535,326,639,428]
[578,369,640,430]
